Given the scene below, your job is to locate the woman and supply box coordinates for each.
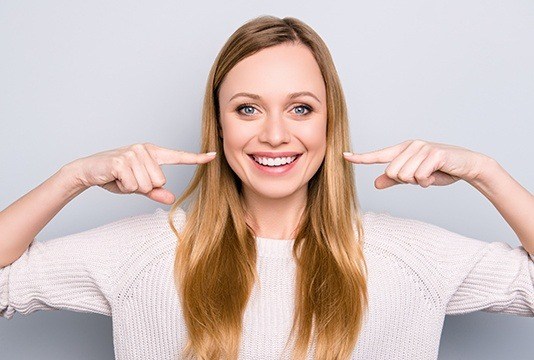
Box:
[1,15,533,360]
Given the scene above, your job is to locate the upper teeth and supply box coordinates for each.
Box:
[253,155,297,166]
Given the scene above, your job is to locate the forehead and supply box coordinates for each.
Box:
[219,43,326,104]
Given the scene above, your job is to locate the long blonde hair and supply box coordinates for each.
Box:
[167,15,368,360]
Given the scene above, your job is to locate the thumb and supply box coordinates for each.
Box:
[374,174,401,189]
[145,187,176,205]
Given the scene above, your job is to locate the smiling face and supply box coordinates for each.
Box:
[217,42,327,200]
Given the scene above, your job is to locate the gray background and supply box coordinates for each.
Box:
[1,0,532,359]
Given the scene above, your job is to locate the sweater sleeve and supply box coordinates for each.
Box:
[369,212,534,317]
[444,239,534,316]
[0,208,168,320]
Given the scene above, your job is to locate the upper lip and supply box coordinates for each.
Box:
[248,152,302,157]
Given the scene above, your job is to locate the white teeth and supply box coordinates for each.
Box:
[252,155,298,167]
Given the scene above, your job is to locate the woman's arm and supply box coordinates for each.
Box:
[0,162,87,267]
[466,156,534,254]
[344,139,534,316]
[343,139,534,254]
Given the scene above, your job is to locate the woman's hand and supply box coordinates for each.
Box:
[343,139,491,189]
[66,143,217,204]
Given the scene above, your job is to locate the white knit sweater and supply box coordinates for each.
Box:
[1,208,533,359]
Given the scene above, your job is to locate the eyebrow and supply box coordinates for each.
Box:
[228,91,322,104]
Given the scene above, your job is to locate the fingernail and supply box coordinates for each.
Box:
[343,151,353,156]
[205,152,217,156]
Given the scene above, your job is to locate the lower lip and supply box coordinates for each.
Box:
[248,154,302,175]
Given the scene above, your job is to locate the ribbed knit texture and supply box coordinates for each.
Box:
[1,208,533,359]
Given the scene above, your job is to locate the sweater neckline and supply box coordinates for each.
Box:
[255,236,295,258]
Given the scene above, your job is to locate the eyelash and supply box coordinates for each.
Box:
[235,103,314,117]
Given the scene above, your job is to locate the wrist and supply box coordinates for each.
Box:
[56,161,90,198]
[465,155,504,195]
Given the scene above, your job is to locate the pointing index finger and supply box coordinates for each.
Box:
[147,145,217,165]
[344,140,411,164]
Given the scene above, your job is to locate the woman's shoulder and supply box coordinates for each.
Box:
[118,206,186,256]
[358,210,490,278]
[360,209,486,251]
[112,207,187,300]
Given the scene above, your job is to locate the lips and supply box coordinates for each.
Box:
[248,151,302,157]
[248,152,302,175]
[248,153,302,163]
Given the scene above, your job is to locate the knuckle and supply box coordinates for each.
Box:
[153,176,166,187]
[131,143,146,153]
[112,156,125,168]
[397,172,409,182]
[130,182,140,192]
[123,150,137,161]
[413,139,426,146]
[124,182,138,193]
[430,148,445,158]
[414,171,425,180]
[138,185,153,194]
[385,168,396,179]
[420,143,431,152]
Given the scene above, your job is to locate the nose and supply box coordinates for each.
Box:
[257,113,291,146]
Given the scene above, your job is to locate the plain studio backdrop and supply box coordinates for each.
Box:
[0,1,533,359]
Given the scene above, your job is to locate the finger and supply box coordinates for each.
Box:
[395,147,432,185]
[134,144,167,188]
[124,151,154,194]
[114,162,139,193]
[384,142,427,184]
[414,151,443,187]
[145,187,176,205]
[343,140,412,164]
[147,144,217,165]
[374,174,401,189]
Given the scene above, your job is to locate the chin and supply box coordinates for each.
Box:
[249,185,301,200]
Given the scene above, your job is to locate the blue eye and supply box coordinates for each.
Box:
[237,104,257,115]
[293,105,312,115]
[235,103,313,116]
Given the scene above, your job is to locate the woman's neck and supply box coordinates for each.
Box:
[241,185,307,240]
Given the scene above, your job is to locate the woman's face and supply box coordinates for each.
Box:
[218,43,327,200]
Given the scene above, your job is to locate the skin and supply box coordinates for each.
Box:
[215,42,534,251]
[4,46,530,268]
[344,140,534,254]
[217,43,327,240]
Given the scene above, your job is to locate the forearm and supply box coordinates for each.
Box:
[0,163,87,267]
[467,156,534,254]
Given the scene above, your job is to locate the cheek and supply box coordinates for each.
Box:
[222,121,256,151]
[220,119,255,176]
[297,119,327,151]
